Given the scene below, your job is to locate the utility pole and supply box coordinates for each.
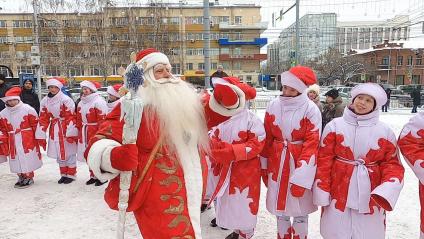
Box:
[32,0,42,99]
[203,0,210,88]
[295,0,300,66]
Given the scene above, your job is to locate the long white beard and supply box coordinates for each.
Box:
[138,77,209,153]
[137,76,208,238]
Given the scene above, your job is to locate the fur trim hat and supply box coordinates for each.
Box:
[135,48,171,72]
[209,77,246,117]
[1,87,21,102]
[107,84,122,98]
[81,80,101,92]
[307,84,320,95]
[281,66,317,93]
[46,77,67,89]
[350,83,387,109]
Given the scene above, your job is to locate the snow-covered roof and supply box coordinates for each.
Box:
[349,39,424,55]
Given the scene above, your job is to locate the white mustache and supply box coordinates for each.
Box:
[155,76,180,84]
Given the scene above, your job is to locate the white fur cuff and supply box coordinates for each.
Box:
[87,139,121,182]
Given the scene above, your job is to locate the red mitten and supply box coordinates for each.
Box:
[210,142,235,164]
[37,139,46,151]
[290,184,306,197]
[110,144,139,171]
[261,169,268,187]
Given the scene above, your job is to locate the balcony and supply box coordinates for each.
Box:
[219,54,267,61]
[218,38,268,47]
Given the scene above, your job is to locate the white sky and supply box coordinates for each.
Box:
[1,0,423,44]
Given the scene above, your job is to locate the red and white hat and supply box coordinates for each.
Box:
[135,48,171,72]
[281,66,317,93]
[46,77,67,89]
[350,83,387,109]
[209,77,252,117]
[81,80,101,92]
[1,87,22,102]
[107,84,122,98]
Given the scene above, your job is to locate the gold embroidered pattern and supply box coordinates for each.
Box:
[159,175,182,194]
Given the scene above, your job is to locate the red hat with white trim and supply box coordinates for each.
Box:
[1,87,22,102]
[81,80,101,92]
[135,48,171,72]
[209,77,246,117]
[281,66,317,93]
[107,84,122,98]
[46,77,67,89]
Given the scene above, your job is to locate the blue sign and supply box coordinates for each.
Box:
[19,73,36,88]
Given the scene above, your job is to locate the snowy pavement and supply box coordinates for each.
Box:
[0,110,421,239]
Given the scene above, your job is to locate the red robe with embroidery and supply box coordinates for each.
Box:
[399,111,424,237]
[0,102,42,173]
[76,93,107,161]
[85,103,203,239]
[208,109,265,231]
[314,107,404,238]
[260,93,322,217]
[36,91,77,160]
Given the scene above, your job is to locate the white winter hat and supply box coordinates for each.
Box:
[350,83,387,109]
[135,48,171,72]
[307,84,320,95]
[81,80,101,92]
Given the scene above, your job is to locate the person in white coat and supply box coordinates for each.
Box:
[260,66,322,239]
[0,87,42,188]
[106,84,122,113]
[399,111,424,239]
[313,83,405,239]
[36,78,78,184]
[206,76,265,239]
[77,80,108,186]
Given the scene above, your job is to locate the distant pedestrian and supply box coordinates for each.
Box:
[0,73,10,111]
[307,84,322,112]
[411,86,421,113]
[210,65,228,88]
[20,79,40,114]
[382,88,391,112]
[322,89,345,129]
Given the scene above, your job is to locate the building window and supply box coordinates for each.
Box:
[0,36,9,44]
[395,75,404,85]
[397,56,403,66]
[68,65,84,76]
[221,48,230,54]
[136,17,154,25]
[14,36,33,43]
[87,19,102,28]
[172,63,181,74]
[64,36,82,43]
[12,20,32,28]
[234,62,241,70]
[18,65,36,74]
[407,55,413,65]
[246,75,252,83]
[16,51,31,59]
[382,56,389,65]
[63,20,81,27]
[211,62,217,70]
[0,51,10,59]
[44,66,60,76]
[198,63,204,70]
[0,20,6,28]
[186,63,193,70]
[111,17,129,26]
[234,16,242,25]
[412,75,421,84]
[88,65,102,75]
[416,57,422,65]
[185,16,203,25]
[111,33,129,41]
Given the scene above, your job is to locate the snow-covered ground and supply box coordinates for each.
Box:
[0,110,421,239]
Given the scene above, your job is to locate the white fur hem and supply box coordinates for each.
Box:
[209,83,246,117]
[87,139,121,182]
[312,180,331,206]
[371,177,403,211]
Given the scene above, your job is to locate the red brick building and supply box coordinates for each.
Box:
[348,40,424,86]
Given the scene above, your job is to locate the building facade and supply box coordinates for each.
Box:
[337,15,410,54]
[348,40,423,86]
[0,3,267,86]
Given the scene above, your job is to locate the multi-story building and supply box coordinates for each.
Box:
[337,15,410,54]
[0,2,267,86]
[348,40,424,86]
[266,13,337,73]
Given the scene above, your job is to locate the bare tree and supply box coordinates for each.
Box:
[308,48,365,85]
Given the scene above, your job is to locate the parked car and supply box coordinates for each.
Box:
[380,83,396,90]
[397,84,421,94]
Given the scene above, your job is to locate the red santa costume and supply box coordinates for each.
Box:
[313,83,405,239]
[84,48,209,238]
[36,78,78,184]
[205,77,265,239]
[0,87,42,188]
[399,111,424,238]
[260,66,322,239]
[106,84,122,113]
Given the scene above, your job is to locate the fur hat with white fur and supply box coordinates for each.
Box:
[350,83,387,109]
[107,84,122,98]
[46,77,67,89]
[81,80,101,92]
[307,84,320,95]
[281,66,317,93]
